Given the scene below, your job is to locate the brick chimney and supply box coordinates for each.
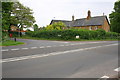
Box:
[72,15,75,21]
[87,10,91,20]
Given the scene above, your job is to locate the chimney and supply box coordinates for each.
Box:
[103,13,105,16]
[72,15,75,21]
[87,10,91,20]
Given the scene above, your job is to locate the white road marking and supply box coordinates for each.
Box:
[53,41,69,43]
[11,48,19,51]
[64,45,70,46]
[31,47,37,49]
[101,76,109,78]
[46,46,51,48]
[1,49,9,52]
[2,41,114,52]
[22,48,29,50]
[39,46,45,48]
[1,43,118,63]
[70,44,76,45]
[114,67,120,72]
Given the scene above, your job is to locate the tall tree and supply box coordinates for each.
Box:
[2,2,35,31]
[11,2,35,30]
[2,2,13,30]
[109,0,120,33]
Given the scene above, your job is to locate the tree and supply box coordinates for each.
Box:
[2,2,13,30]
[109,0,120,33]
[33,24,39,31]
[11,2,35,30]
[2,2,35,31]
[46,22,66,30]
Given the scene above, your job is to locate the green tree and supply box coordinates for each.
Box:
[109,0,120,33]
[46,22,66,30]
[2,2,13,30]
[11,2,35,30]
[2,2,35,31]
[33,24,39,31]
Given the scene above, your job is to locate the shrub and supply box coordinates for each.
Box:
[26,29,118,40]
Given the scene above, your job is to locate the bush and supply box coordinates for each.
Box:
[26,29,119,40]
[105,32,119,39]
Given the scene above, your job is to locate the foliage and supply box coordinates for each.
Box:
[26,29,119,40]
[33,24,39,31]
[11,2,35,29]
[2,31,9,41]
[109,0,120,33]
[46,22,66,30]
[2,2,35,30]
[2,2,13,30]
[2,1,35,40]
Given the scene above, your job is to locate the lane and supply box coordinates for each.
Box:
[2,41,118,59]
[2,39,71,50]
[2,43,118,78]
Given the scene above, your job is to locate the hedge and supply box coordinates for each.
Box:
[26,29,119,40]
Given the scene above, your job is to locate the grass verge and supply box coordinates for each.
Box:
[0,40,24,46]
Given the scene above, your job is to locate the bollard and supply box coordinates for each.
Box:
[14,38,16,42]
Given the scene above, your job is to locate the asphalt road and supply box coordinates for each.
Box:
[1,39,119,78]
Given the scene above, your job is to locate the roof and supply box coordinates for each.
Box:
[50,20,72,27]
[50,16,109,27]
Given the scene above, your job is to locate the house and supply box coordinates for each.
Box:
[50,10,110,32]
[10,25,18,31]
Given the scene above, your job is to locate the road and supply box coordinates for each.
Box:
[1,39,119,78]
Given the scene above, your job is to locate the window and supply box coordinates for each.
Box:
[95,26,98,30]
[89,26,92,30]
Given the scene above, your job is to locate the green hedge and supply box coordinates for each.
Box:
[26,29,119,40]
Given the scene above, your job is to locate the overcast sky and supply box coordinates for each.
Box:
[19,0,116,27]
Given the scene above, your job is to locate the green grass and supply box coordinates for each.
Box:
[0,40,24,46]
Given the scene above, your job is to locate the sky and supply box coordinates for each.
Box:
[19,0,116,27]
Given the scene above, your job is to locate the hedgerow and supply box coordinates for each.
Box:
[26,29,119,40]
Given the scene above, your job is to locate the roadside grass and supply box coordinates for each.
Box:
[0,40,24,46]
[18,36,119,41]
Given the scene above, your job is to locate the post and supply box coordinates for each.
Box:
[14,38,16,42]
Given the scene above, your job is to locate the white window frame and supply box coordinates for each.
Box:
[89,26,92,30]
[95,26,98,30]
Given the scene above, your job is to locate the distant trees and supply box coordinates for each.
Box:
[33,24,39,31]
[109,0,120,33]
[46,22,66,30]
[2,2,35,31]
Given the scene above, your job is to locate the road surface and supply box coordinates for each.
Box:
[1,39,119,78]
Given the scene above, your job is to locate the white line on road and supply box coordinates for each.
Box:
[53,41,69,43]
[31,47,37,49]
[1,49,9,52]
[39,46,45,48]
[1,43,118,63]
[11,48,19,51]
[101,76,109,78]
[22,48,29,50]
[114,67,120,72]
[46,46,52,48]
[1,41,113,52]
